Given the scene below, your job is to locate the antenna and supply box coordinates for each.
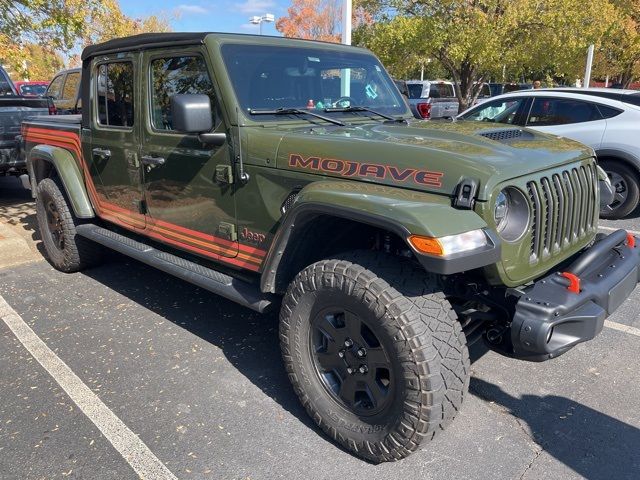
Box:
[236,106,250,183]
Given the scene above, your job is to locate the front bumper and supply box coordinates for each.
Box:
[509,229,639,361]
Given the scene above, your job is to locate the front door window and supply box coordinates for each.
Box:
[462,98,526,125]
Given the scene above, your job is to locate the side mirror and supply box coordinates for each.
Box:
[170,94,213,133]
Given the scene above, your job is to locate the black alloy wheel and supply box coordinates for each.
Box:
[310,307,393,416]
[599,160,640,219]
[45,199,65,251]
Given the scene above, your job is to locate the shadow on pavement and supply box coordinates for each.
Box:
[0,176,41,248]
[80,255,317,431]
[470,377,640,480]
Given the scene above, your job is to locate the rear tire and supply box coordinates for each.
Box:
[35,177,102,272]
[599,160,640,219]
[279,251,469,462]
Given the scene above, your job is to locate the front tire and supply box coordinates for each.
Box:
[279,251,469,462]
[599,160,640,219]
[35,177,102,272]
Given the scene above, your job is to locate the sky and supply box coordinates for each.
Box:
[120,0,288,36]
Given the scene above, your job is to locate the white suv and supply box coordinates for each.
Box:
[458,88,640,218]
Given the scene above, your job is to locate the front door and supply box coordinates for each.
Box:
[88,54,145,229]
[140,48,240,264]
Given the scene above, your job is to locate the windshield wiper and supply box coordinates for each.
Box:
[324,105,406,123]
[248,107,345,126]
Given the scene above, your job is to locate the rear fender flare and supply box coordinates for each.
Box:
[27,144,94,218]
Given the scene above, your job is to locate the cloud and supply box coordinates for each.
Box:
[239,23,260,30]
[176,4,209,15]
[233,0,276,14]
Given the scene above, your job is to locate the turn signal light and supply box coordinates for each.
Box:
[408,235,443,256]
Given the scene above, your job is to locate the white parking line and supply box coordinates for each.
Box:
[599,225,640,236]
[0,295,178,480]
[604,320,640,337]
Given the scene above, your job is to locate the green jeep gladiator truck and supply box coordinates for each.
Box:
[22,33,640,462]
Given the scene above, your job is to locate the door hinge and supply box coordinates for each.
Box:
[215,164,234,184]
[218,222,237,242]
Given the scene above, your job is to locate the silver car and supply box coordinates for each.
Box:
[458,88,640,218]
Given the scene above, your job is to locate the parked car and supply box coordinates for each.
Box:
[13,81,49,97]
[45,68,81,114]
[406,80,459,119]
[22,32,639,463]
[0,66,51,177]
[457,88,640,219]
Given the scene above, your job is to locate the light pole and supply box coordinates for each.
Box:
[249,13,274,35]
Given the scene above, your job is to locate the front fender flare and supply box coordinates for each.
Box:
[27,144,94,218]
[260,181,498,293]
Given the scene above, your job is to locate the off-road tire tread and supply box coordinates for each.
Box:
[36,177,102,272]
[279,250,469,462]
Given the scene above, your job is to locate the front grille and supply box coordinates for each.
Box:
[527,162,598,263]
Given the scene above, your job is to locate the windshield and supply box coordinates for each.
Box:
[221,44,408,119]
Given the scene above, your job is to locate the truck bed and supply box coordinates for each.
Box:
[0,97,51,174]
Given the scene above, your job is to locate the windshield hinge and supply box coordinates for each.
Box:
[453,178,478,210]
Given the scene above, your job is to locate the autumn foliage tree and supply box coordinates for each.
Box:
[276,0,371,43]
[356,0,623,112]
[0,0,171,80]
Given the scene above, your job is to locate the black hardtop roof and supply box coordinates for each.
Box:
[80,32,366,61]
[81,32,208,60]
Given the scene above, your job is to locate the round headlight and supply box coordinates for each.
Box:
[493,187,530,242]
[494,190,509,231]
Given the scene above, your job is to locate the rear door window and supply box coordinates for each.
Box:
[527,98,601,126]
[96,62,134,127]
[429,83,454,98]
[46,75,65,99]
[595,104,623,119]
[61,72,80,101]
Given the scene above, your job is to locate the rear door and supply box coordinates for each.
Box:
[139,47,239,262]
[88,53,145,229]
[524,97,606,148]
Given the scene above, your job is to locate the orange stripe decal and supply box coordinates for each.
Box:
[24,125,264,270]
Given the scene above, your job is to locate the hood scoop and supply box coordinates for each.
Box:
[478,128,534,143]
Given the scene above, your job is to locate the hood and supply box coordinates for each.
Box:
[273,120,593,201]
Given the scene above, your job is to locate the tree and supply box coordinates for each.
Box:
[80,0,171,47]
[0,0,97,49]
[356,0,622,112]
[276,0,372,43]
[593,0,640,87]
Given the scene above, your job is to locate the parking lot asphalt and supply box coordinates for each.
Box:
[1,175,639,480]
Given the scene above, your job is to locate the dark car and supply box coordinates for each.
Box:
[45,68,81,114]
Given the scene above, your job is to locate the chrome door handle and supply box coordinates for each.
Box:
[92,148,111,159]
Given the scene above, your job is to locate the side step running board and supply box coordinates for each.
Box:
[76,224,276,313]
